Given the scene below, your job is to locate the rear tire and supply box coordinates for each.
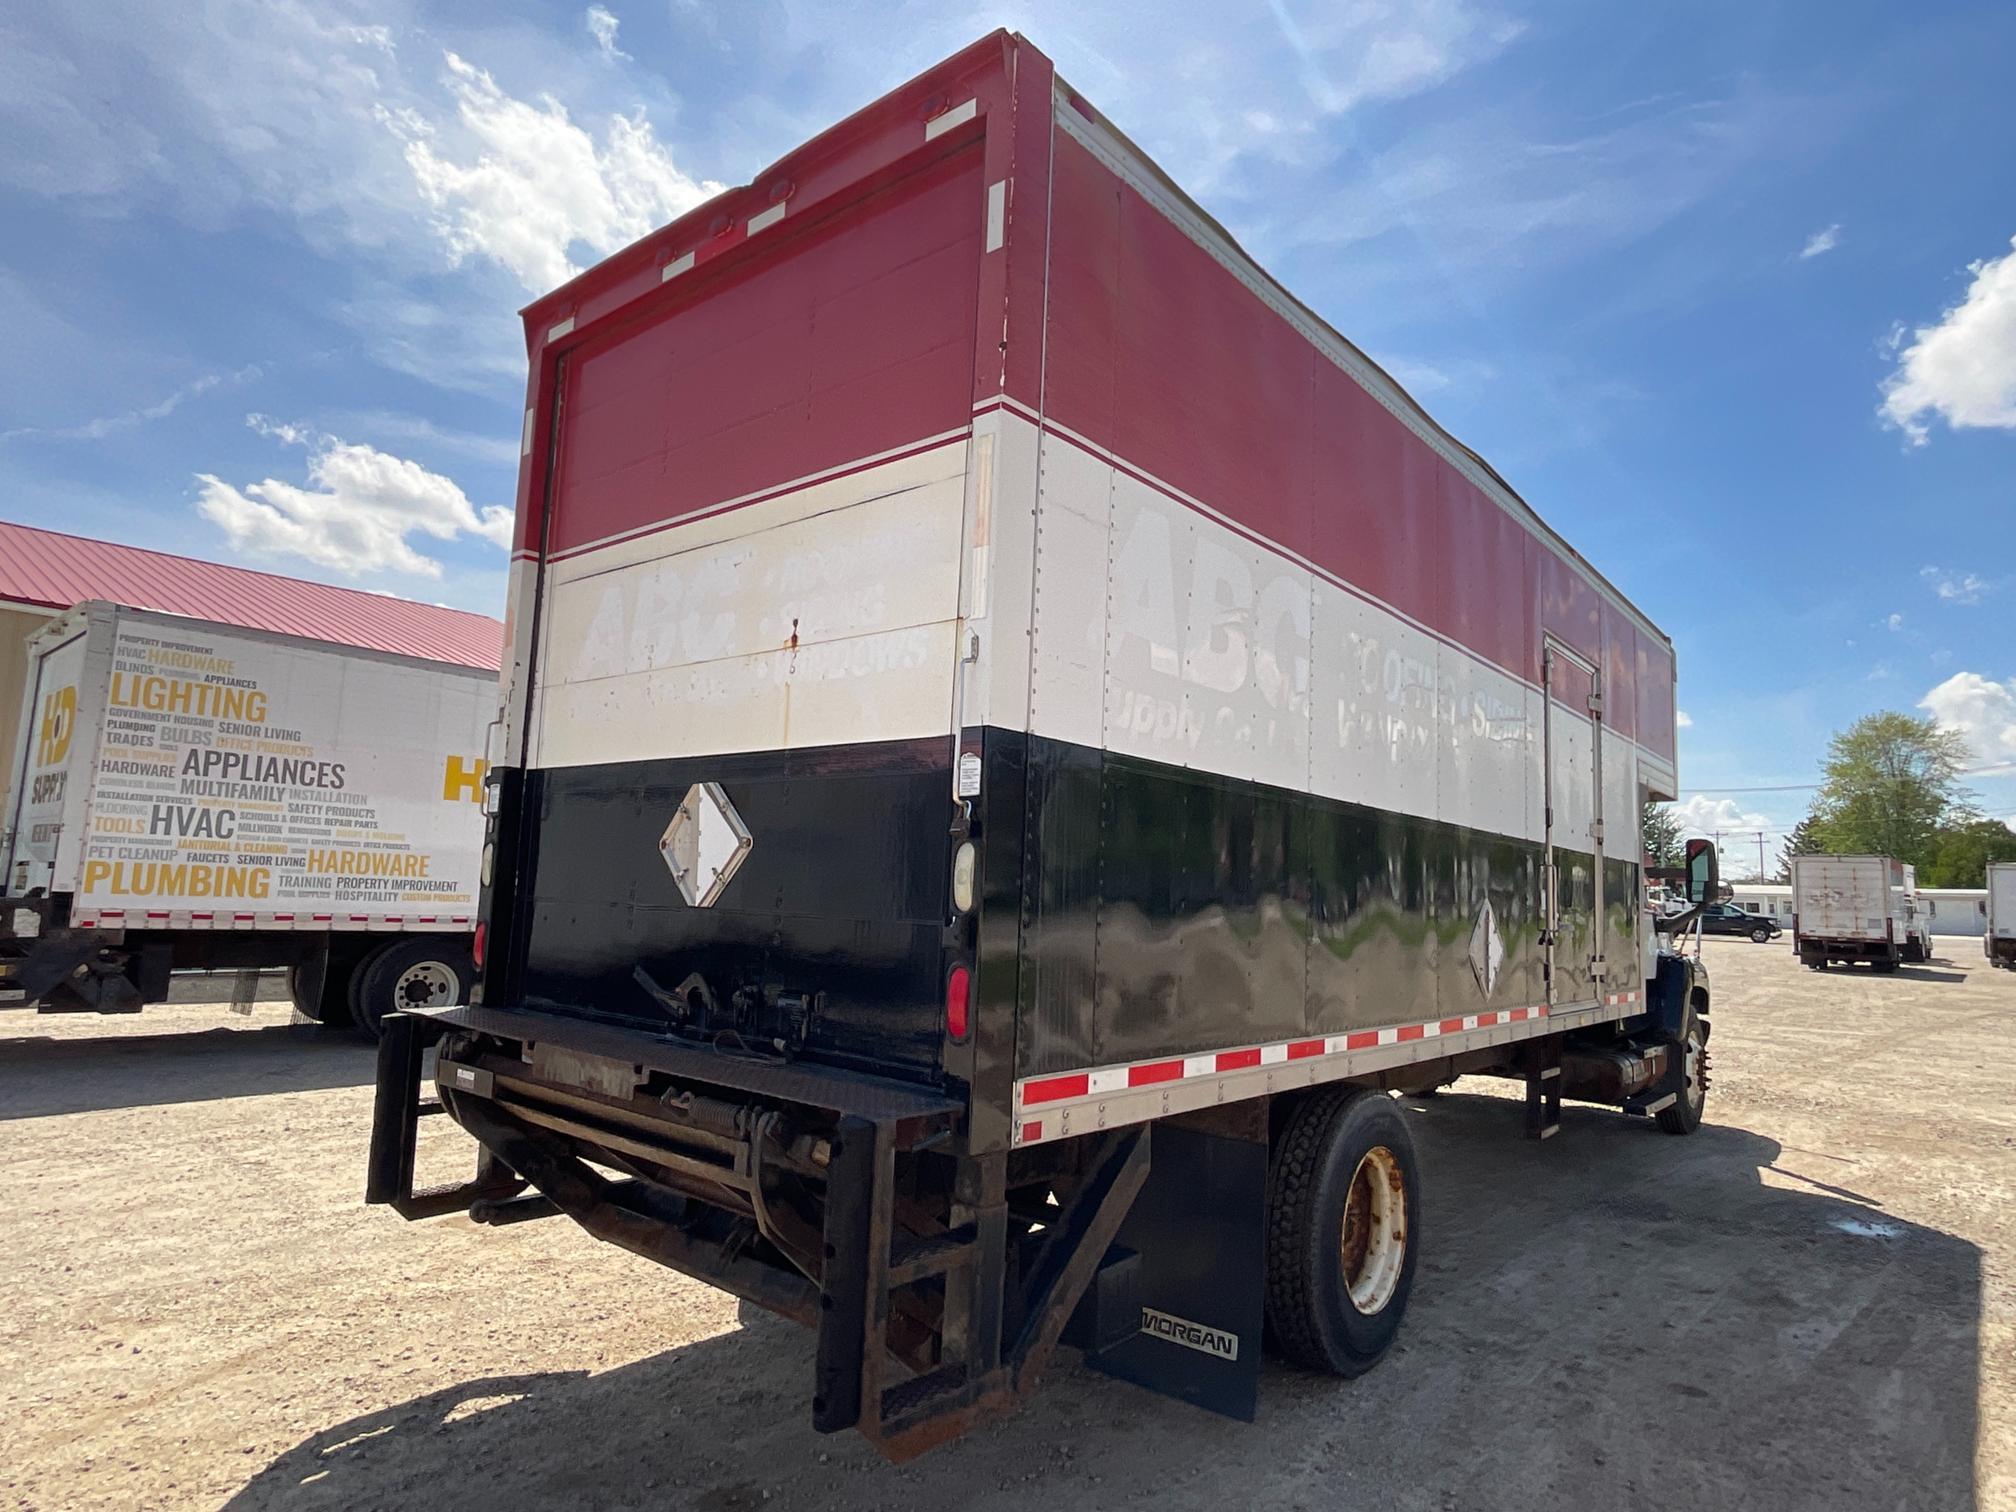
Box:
[351,937,476,1040]
[1264,1088,1420,1376]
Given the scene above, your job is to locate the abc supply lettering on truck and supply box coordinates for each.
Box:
[0,601,497,1033]
[367,32,1718,1458]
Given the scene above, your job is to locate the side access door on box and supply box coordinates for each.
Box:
[1542,636,1605,1007]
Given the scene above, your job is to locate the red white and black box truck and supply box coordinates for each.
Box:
[367,32,1717,1456]
[1,600,493,1032]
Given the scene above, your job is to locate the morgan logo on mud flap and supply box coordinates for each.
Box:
[1140,1307,1240,1361]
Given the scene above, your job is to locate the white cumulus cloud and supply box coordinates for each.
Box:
[1668,795,1781,878]
[1799,223,1841,259]
[389,51,722,294]
[195,415,513,580]
[1675,709,1694,728]
[1920,671,2016,775]
[586,6,630,62]
[1881,234,2016,444]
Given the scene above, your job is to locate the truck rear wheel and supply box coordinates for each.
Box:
[1264,1087,1419,1376]
[351,937,475,1040]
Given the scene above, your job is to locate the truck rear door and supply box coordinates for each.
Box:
[5,615,94,897]
[500,136,990,1082]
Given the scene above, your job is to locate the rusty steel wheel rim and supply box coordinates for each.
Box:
[1340,1144,1408,1315]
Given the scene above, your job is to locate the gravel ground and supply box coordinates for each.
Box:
[3,937,2011,1511]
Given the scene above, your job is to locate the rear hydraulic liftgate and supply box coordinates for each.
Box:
[367,1004,1156,1458]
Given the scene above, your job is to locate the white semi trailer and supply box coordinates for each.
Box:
[0,600,495,1033]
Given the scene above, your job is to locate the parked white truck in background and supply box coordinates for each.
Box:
[1988,862,2016,970]
[0,601,495,1033]
[1789,854,1930,971]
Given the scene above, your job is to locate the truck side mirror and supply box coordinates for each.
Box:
[1685,838,1720,905]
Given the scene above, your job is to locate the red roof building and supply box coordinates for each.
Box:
[0,520,502,670]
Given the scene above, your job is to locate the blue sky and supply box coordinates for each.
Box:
[3,0,2013,872]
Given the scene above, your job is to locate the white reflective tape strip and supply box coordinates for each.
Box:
[1087,1067,1128,1095]
[521,407,535,457]
[747,201,787,235]
[925,98,978,140]
[661,250,695,282]
[547,315,575,341]
[1377,1027,1400,1046]
[985,179,1006,252]
[1182,1055,1217,1079]
[1259,1043,1288,1066]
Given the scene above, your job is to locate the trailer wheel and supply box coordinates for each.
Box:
[352,937,475,1040]
[1264,1087,1419,1376]
[1655,1001,1709,1136]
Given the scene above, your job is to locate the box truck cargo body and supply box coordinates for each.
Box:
[1789,854,1925,970]
[1,602,494,1029]
[369,32,1714,1456]
[1988,862,2016,969]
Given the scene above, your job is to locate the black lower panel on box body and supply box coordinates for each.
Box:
[502,726,1636,1092]
[1006,728,1636,1078]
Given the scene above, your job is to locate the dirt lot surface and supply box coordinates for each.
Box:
[4,938,2012,1511]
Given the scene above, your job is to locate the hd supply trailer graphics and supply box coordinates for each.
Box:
[1789,854,1928,971]
[369,33,1711,1456]
[1,601,494,1031]
[1988,861,2016,969]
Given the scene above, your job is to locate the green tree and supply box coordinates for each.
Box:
[1812,712,1974,868]
[1772,812,1827,882]
[1641,800,1684,867]
[1920,818,2016,888]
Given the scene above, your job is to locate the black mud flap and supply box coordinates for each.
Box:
[1078,1120,1267,1422]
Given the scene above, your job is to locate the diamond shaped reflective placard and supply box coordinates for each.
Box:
[660,782,752,907]
[1468,898,1504,998]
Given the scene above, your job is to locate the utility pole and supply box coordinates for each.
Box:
[1756,830,1766,884]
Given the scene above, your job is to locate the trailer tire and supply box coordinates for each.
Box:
[351,937,475,1040]
[1655,1001,1709,1136]
[1264,1087,1419,1377]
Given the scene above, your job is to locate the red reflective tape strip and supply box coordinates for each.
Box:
[1476,1011,1500,1027]
[1216,1048,1263,1071]
[1438,1017,1466,1035]
[1396,1024,1426,1042]
[1127,1059,1184,1087]
[1022,1073,1090,1106]
[1345,1030,1380,1050]
[1020,1121,1043,1144]
[1287,1038,1325,1060]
